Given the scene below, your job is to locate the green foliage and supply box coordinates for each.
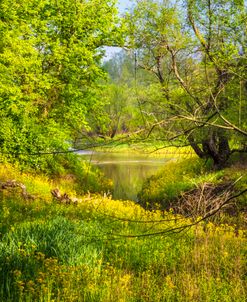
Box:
[70,159,113,194]
[100,50,172,139]
[96,51,146,138]
[0,0,122,172]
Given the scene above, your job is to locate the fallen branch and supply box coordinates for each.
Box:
[51,188,80,205]
[0,180,34,200]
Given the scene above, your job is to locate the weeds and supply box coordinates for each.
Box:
[0,163,246,301]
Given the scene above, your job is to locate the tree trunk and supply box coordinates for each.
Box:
[188,135,206,158]
[188,130,231,168]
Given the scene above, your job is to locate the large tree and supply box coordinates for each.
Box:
[0,0,122,169]
[125,0,247,167]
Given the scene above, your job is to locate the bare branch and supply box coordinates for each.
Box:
[166,45,202,107]
[178,115,236,131]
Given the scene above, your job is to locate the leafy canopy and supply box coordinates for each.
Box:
[0,0,122,170]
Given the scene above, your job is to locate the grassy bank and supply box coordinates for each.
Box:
[84,140,195,158]
[138,154,247,212]
[0,164,246,301]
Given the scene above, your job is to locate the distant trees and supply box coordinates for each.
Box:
[99,50,167,140]
[124,0,247,167]
[98,51,143,138]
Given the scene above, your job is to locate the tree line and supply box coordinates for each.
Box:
[0,0,246,171]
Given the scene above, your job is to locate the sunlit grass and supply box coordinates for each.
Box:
[0,163,246,301]
[94,141,195,158]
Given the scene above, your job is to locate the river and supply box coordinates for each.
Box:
[78,151,171,201]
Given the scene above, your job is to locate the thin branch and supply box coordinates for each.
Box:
[166,45,202,107]
[106,187,247,238]
[98,212,192,224]
[178,115,236,131]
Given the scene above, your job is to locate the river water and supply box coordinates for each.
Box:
[78,151,171,201]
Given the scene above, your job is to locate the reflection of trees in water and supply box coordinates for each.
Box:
[99,163,163,201]
[81,152,169,201]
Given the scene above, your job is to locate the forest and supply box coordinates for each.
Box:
[0,0,246,301]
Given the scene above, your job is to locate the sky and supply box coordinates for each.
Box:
[104,0,132,60]
[117,0,132,12]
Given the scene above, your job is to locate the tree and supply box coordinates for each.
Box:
[0,0,122,170]
[125,0,247,167]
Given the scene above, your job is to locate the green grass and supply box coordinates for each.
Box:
[0,163,246,301]
[92,140,195,158]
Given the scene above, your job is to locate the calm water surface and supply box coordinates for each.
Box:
[79,151,171,201]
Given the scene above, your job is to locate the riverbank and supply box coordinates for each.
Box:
[81,140,195,158]
[138,156,247,212]
[0,162,246,301]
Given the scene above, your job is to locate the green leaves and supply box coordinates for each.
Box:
[0,0,122,171]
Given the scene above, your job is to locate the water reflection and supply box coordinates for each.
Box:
[80,152,170,201]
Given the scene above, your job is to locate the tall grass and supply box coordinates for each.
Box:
[0,164,246,301]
